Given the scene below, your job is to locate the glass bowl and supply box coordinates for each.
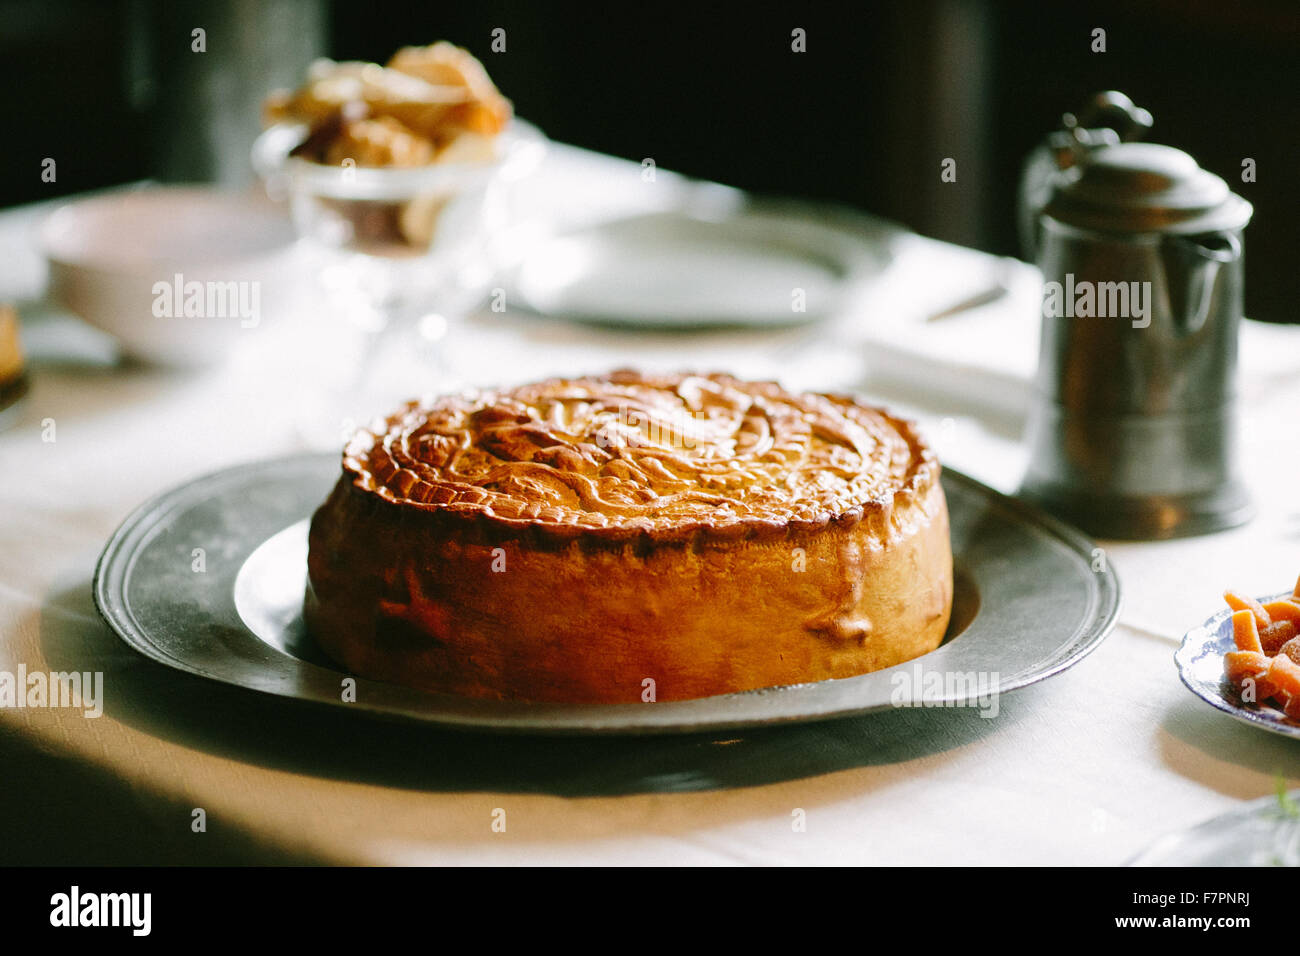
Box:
[251,119,546,443]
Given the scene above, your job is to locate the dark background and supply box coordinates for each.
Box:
[2,0,1295,321]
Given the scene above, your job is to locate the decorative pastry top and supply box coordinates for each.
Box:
[342,372,939,542]
[264,42,511,167]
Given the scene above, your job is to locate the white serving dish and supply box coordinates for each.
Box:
[41,186,303,366]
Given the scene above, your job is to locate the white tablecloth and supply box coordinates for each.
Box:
[1,144,1298,865]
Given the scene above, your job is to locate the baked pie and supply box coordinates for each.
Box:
[0,305,28,426]
[305,371,954,703]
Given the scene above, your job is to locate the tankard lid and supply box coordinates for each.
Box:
[1045,142,1252,235]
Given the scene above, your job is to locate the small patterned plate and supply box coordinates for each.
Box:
[1175,594,1300,739]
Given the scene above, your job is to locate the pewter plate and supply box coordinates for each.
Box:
[93,453,1120,735]
[1175,595,1300,740]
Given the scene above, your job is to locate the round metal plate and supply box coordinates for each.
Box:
[94,453,1120,735]
[1175,594,1300,740]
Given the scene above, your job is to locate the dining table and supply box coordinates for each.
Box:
[2,139,1298,866]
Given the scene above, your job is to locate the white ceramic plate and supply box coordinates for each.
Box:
[503,198,898,328]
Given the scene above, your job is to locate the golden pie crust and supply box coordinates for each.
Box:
[305,370,953,703]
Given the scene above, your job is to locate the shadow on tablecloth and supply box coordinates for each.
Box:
[1158,698,1300,793]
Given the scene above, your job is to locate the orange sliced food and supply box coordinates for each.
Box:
[1224,650,1279,702]
[1218,578,1300,717]
[1263,599,1300,625]
[1225,590,1271,629]
[1261,620,1299,655]
[1281,636,1300,667]
[1231,609,1264,653]
[1266,653,1300,702]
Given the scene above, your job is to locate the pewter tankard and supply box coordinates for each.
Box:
[1019,93,1253,540]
